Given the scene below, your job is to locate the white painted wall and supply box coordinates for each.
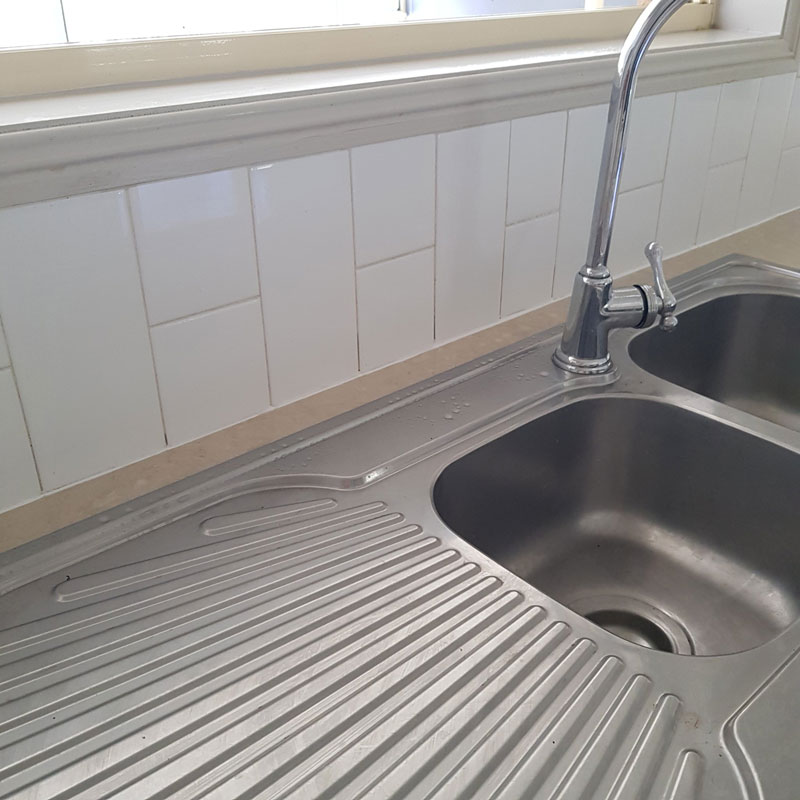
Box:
[0,71,799,512]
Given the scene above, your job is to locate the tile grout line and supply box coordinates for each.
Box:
[778,75,799,154]
[761,75,794,224]
[505,203,562,228]
[771,140,800,217]
[705,81,728,171]
[655,88,681,246]
[770,75,800,213]
[433,133,439,342]
[124,188,170,448]
[694,84,724,247]
[357,244,436,271]
[58,0,70,42]
[727,158,749,242]
[347,149,363,375]
[550,108,571,300]
[735,76,765,230]
[696,158,748,247]
[713,153,758,169]
[601,93,671,273]
[498,120,514,319]
[149,294,263,329]
[623,181,664,274]
[644,92,676,244]
[706,80,759,172]
[245,167,274,409]
[0,312,44,494]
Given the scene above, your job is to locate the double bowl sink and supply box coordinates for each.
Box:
[435,262,800,659]
[3,254,800,799]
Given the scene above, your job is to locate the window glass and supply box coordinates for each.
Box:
[2,0,648,51]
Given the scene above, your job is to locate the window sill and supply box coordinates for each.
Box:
[0,27,795,208]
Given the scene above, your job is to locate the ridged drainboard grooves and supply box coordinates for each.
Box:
[0,497,695,799]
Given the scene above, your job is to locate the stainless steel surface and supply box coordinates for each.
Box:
[434,396,800,656]
[554,0,684,373]
[631,292,800,432]
[644,242,678,330]
[2,255,800,799]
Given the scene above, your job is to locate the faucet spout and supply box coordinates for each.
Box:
[554,0,687,374]
[585,0,689,278]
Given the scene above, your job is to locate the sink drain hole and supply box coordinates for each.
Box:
[570,594,694,655]
[585,609,675,653]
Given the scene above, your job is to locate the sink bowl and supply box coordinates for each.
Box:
[434,397,800,656]
[629,293,800,432]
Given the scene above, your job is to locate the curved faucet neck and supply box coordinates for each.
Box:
[583,0,690,280]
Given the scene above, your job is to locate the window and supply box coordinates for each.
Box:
[1,2,403,49]
[408,0,645,18]
[0,0,715,98]
[2,0,691,51]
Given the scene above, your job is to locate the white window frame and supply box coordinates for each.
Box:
[0,0,797,210]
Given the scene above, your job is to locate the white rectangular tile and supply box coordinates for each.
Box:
[772,147,800,216]
[738,73,797,229]
[129,169,260,325]
[151,299,269,446]
[251,152,358,406]
[621,93,675,192]
[351,135,435,266]
[356,249,434,372]
[0,0,66,48]
[709,79,760,167]
[506,111,566,224]
[0,318,9,369]
[657,85,721,257]
[0,370,39,512]
[501,213,558,317]
[435,122,510,341]
[783,77,800,151]
[697,160,747,245]
[553,103,607,298]
[0,191,164,490]
[611,183,663,275]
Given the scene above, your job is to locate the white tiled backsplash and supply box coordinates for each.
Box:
[1,72,800,512]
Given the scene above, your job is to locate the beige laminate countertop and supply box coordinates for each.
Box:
[2,209,799,555]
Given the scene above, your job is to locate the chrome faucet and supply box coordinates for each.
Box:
[553,0,685,375]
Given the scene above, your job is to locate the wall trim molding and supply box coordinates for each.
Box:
[0,29,797,209]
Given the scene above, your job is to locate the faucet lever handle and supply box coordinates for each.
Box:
[644,241,678,330]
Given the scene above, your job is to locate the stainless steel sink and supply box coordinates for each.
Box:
[629,293,800,432]
[434,396,800,656]
[4,257,800,799]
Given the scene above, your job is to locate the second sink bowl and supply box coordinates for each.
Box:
[434,397,800,656]
[629,293,800,432]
